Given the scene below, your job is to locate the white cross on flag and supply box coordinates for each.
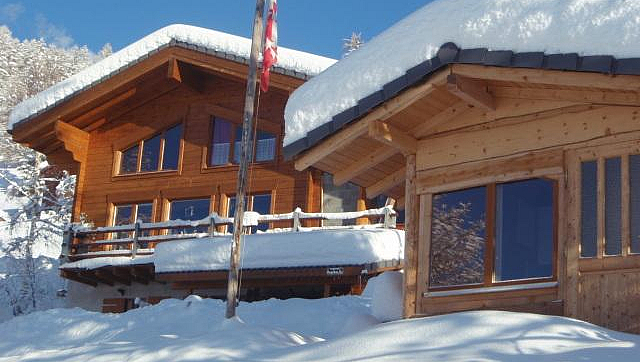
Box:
[261,0,277,92]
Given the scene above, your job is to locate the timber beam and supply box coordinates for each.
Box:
[368,120,417,154]
[96,268,130,286]
[167,58,205,93]
[61,270,98,287]
[294,69,448,171]
[54,120,89,163]
[452,63,640,91]
[366,166,406,198]
[446,74,495,110]
[333,146,398,186]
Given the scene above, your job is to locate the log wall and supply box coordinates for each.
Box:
[413,100,640,332]
[76,73,315,229]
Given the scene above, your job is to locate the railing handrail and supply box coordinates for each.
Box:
[71,206,397,236]
[61,206,397,261]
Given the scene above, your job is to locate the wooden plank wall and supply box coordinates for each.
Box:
[413,99,640,329]
[76,73,312,229]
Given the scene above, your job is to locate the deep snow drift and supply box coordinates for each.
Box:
[284,0,640,146]
[0,294,638,362]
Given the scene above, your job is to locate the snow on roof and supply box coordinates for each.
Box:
[283,0,640,148]
[154,228,404,273]
[9,24,336,130]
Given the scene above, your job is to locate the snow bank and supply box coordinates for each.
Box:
[362,271,403,322]
[154,228,404,273]
[284,0,640,146]
[1,297,638,361]
[269,310,640,362]
[9,24,336,129]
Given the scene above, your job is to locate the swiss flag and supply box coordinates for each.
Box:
[261,0,277,92]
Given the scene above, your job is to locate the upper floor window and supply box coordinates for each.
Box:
[429,178,555,289]
[209,117,276,167]
[119,123,183,175]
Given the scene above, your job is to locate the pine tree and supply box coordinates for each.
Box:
[342,32,364,57]
[0,25,91,317]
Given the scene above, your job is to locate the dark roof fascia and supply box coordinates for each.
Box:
[283,42,640,161]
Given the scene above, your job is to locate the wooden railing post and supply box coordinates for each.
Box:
[61,224,73,262]
[209,214,216,237]
[293,207,302,232]
[132,219,141,259]
[383,207,396,229]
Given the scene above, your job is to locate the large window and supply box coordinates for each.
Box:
[322,173,360,226]
[228,193,272,232]
[112,202,154,247]
[209,117,276,166]
[429,178,555,289]
[168,198,211,234]
[119,123,183,174]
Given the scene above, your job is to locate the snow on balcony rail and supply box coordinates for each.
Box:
[62,206,397,260]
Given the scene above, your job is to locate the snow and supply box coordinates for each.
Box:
[60,255,154,270]
[9,24,336,130]
[362,270,403,322]
[283,0,640,146]
[154,228,404,273]
[0,292,639,361]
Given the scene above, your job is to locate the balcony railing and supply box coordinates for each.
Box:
[62,206,397,261]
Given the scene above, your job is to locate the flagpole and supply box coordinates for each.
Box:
[225,0,265,319]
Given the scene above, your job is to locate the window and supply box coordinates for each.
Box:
[228,193,272,232]
[169,198,211,234]
[322,173,360,226]
[429,178,555,289]
[581,153,640,256]
[119,123,183,174]
[209,117,276,166]
[112,202,154,247]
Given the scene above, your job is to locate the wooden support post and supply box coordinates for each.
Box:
[209,213,216,237]
[293,207,302,231]
[131,220,141,259]
[226,0,265,319]
[61,224,73,262]
[403,154,419,318]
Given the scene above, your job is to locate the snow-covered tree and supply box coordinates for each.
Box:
[342,32,363,57]
[429,197,485,287]
[0,25,95,317]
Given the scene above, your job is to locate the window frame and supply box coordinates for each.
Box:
[205,116,279,169]
[575,142,640,259]
[427,178,558,293]
[114,122,184,177]
[225,192,273,233]
[110,201,156,241]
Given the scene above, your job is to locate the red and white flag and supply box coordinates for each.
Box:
[261,0,277,92]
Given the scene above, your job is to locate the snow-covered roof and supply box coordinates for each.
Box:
[9,24,336,131]
[59,227,404,272]
[283,0,640,157]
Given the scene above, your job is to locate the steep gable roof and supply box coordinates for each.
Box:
[9,24,336,130]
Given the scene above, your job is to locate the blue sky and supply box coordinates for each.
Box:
[0,0,433,59]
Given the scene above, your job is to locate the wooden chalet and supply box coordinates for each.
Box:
[285,42,640,333]
[8,25,402,313]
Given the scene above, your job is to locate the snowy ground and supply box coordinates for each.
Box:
[0,274,638,361]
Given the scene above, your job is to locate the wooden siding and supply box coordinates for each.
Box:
[75,71,312,230]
